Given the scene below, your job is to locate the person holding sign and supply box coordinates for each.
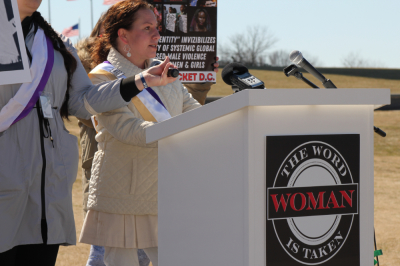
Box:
[0,0,176,265]
[78,1,201,266]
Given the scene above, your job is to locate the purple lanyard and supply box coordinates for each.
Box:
[12,36,54,125]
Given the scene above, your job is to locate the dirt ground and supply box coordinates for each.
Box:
[373,111,400,266]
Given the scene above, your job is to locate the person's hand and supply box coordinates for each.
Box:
[213,56,220,73]
[136,57,178,90]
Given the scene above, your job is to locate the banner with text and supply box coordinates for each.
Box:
[149,0,217,83]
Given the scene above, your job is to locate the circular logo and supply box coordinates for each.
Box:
[270,141,357,265]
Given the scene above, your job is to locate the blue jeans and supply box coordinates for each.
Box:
[86,245,106,266]
[87,245,150,266]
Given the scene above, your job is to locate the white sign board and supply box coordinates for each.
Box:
[179,14,187,33]
[166,13,176,32]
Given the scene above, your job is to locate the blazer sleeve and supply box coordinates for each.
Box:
[61,34,129,120]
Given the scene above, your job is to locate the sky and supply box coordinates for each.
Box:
[37,0,400,69]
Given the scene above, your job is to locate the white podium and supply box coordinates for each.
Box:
[146,89,390,266]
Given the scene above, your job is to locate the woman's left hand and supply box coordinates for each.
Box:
[213,57,220,73]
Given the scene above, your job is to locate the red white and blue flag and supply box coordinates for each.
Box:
[62,23,79,37]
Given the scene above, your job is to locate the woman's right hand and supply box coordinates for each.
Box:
[135,57,178,90]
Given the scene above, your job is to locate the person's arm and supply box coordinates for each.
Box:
[98,80,200,147]
[64,35,130,119]
[62,34,177,120]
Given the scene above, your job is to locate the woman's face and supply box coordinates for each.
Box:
[169,7,172,12]
[123,8,160,65]
[197,11,206,26]
[180,5,184,12]
[17,0,42,20]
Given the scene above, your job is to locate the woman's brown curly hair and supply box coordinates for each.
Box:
[91,0,153,68]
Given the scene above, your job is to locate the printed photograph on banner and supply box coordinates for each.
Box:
[0,0,31,85]
[164,4,187,34]
[188,8,213,32]
[189,0,217,7]
[148,0,217,83]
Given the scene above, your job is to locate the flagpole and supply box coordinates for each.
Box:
[48,0,51,24]
[90,0,93,30]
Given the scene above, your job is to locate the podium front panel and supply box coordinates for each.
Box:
[158,103,374,266]
[249,105,373,266]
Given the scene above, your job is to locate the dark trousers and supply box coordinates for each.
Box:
[0,244,60,266]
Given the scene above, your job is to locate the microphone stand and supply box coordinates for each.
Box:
[284,65,319,89]
[283,64,386,137]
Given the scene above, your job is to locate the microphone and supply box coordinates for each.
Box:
[283,64,319,89]
[374,126,386,137]
[150,60,180,78]
[289,51,387,137]
[289,50,336,89]
[221,63,265,91]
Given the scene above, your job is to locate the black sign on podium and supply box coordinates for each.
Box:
[266,134,360,266]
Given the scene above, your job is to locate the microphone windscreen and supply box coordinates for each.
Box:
[151,60,179,78]
[221,63,249,85]
[289,50,303,65]
[168,68,179,78]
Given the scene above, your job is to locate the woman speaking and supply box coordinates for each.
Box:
[79,1,202,266]
[0,0,176,265]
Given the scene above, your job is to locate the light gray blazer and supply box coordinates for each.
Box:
[0,26,129,252]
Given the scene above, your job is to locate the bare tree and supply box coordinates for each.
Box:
[303,54,323,67]
[267,50,323,67]
[342,52,369,68]
[220,25,277,67]
[342,52,385,68]
[268,50,290,67]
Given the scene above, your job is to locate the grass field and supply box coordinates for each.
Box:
[57,70,400,265]
[208,69,400,96]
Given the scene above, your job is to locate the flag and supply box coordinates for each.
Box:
[103,0,123,5]
[62,23,79,37]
